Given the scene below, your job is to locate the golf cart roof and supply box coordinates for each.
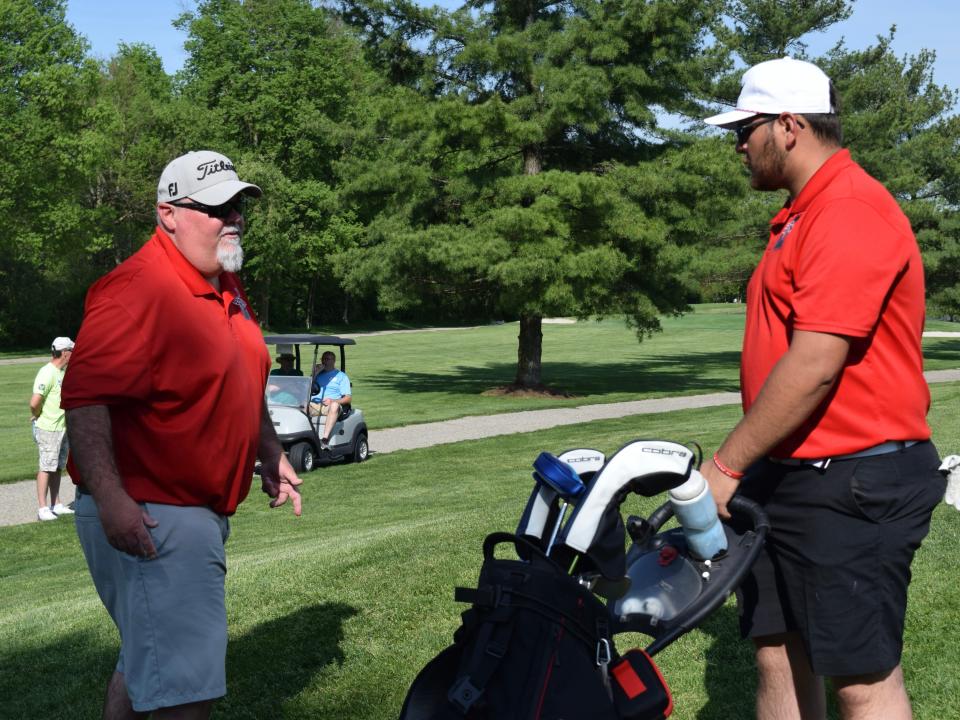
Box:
[263,334,356,347]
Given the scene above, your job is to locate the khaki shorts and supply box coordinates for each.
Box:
[34,426,68,472]
[308,400,338,416]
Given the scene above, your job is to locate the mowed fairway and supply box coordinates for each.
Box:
[2,383,959,719]
[2,304,959,483]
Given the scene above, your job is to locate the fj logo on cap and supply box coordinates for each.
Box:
[167,182,178,197]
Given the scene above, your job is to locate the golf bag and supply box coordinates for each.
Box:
[399,532,672,720]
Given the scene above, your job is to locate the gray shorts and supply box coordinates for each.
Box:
[75,492,231,712]
[34,426,68,472]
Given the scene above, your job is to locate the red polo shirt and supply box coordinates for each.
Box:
[742,149,930,459]
[62,228,270,514]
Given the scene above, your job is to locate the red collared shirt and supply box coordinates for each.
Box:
[742,149,930,458]
[62,227,270,514]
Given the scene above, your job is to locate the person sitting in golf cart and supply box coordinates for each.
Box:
[310,350,352,450]
[270,346,303,377]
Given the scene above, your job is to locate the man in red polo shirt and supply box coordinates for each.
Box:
[701,59,944,720]
[63,150,302,720]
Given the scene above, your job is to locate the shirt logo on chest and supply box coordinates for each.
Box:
[773,214,801,250]
[231,296,252,320]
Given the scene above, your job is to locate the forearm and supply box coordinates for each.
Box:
[716,330,851,472]
[257,403,284,463]
[29,395,43,419]
[65,406,125,498]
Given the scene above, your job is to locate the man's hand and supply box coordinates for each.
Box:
[260,452,303,516]
[97,489,159,558]
[700,458,741,521]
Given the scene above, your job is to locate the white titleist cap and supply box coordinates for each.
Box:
[51,336,74,351]
[704,57,833,128]
[157,150,262,205]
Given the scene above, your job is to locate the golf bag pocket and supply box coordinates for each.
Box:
[610,650,673,719]
[400,532,621,720]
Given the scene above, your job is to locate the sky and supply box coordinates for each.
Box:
[64,0,960,93]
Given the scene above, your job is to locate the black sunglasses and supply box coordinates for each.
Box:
[733,115,778,145]
[170,196,246,219]
[733,114,806,145]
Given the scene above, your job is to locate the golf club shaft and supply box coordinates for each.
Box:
[545,501,569,556]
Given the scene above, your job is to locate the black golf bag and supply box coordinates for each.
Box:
[399,532,672,720]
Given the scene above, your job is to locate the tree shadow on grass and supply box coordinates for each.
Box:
[0,602,356,720]
[922,338,960,364]
[219,602,358,718]
[694,605,758,720]
[364,351,742,398]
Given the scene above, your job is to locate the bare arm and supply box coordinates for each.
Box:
[66,405,158,557]
[29,393,43,420]
[257,403,303,515]
[702,330,852,518]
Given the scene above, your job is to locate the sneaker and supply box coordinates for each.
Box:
[38,506,58,522]
[52,503,75,516]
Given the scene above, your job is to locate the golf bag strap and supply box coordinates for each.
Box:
[447,614,515,714]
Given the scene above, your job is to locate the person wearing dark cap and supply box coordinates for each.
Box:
[700,58,943,720]
[30,336,75,521]
[62,151,303,719]
[270,346,303,376]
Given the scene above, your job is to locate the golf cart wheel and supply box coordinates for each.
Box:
[351,432,369,463]
[290,442,315,473]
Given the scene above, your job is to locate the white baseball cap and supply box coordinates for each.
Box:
[157,150,262,206]
[51,336,74,351]
[704,57,834,128]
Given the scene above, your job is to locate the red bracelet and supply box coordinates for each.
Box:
[713,453,745,480]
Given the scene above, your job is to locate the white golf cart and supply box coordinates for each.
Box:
[263,334,369,472]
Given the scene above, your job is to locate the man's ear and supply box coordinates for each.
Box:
[157,203,176,233]
[781,113,804,148]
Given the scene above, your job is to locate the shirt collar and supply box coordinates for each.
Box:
[769,148,852,229]
[153,226,231,298]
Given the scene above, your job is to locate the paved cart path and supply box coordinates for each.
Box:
[3,367,959,528]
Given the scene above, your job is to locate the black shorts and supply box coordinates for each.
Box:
[734,441,944,677]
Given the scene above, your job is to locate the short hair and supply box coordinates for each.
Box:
[321,350,335,361]
[801,83,842,146]
[51,349,64,359]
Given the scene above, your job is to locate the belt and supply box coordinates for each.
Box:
[770,440,920,470]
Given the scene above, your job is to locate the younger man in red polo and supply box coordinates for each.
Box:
[701,58,944,720]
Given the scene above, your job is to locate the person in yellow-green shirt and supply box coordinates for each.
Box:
[30,337,74,521]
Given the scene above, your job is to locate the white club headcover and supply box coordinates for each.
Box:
[938,455,960,511]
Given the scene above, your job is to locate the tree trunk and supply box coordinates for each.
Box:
[306,277,316,330]
[514,313,543,387]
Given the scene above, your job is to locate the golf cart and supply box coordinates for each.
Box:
[262,334,369,472]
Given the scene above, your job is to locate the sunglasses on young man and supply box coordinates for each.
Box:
[170,195,246,220]
[733,114,806,145]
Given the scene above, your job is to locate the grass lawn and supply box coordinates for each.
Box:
[3,304,959,484]
[2,383,959,719]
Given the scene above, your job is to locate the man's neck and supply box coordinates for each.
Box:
[785,144,842,199]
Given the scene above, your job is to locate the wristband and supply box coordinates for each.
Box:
[712,453,745,480]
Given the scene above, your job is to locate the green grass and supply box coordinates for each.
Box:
[2,384,959,719]
[2,304,959,483]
